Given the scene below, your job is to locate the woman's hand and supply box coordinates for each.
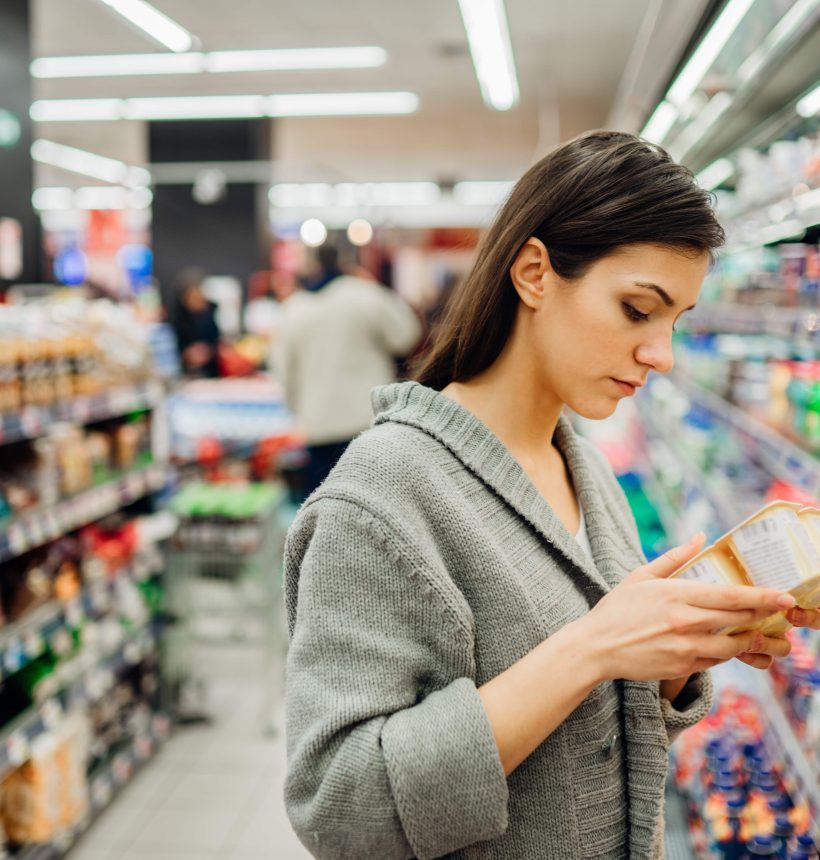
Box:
[786,606,820,630]
[583,534,797,685]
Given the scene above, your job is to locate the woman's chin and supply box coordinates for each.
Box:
[570,396,620,421]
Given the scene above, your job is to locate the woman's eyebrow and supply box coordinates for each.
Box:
[634,281,674,307]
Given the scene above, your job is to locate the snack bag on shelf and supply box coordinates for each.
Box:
[672,501,820,635]
[1,734,61,844]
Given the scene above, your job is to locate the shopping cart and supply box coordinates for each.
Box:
[161,481,288,735]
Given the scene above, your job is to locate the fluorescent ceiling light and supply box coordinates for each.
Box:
[269,184,334,207]
[32,92,420,122]
[695,157,735,190]
[736,0,818,86]
[668,92,733,161]
[453,180,515,205]
[31,139,151,186]
[125,95,267,119]
[97,0,194,53]
[30,99,122,122]
[457,0,519,111]
[206,47,387,73]
[797,81,820,117]
[32,53,205,78]
[32,186,153,211]
[666,0,754,106]
[640,100,677,144]
[267,92,418,116]
[31,46,387,79]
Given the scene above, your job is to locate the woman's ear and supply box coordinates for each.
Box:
[510,237,553,309]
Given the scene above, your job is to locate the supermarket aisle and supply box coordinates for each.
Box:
[68,642,309,860]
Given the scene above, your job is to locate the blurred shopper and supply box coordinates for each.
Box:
[172,268,221,378]
[304,243,344,292]
[276,254,421,496]
[282,132,820,859]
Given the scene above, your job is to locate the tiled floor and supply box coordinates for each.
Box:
[69,639,311,860]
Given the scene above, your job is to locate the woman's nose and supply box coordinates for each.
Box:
[635,335,674,374]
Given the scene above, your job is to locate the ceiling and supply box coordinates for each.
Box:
[30,0,713,186]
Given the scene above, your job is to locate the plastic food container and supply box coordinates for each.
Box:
[672,501,820,635]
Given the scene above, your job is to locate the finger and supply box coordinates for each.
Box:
[786,607,820,629]
[737,635,792,659]
[674,582,796,614]
[633,533,706,581]
[680,604,788,633]
[695,631,758,662]
[736,653,774,670]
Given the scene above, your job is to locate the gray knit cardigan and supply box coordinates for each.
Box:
[284,381,712,859]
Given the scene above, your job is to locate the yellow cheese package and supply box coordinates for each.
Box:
[671,500,820,636]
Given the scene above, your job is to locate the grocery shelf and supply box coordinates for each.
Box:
[0,380,164,448]
[682,301,820,341]
[743,669,820,841]
[15,713,171,860]
[0,622,158,784]
[0,555,160,683]
[670,372,820,499]
[0,462,172,565]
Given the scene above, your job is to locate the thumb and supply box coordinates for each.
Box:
[630,532,706,583]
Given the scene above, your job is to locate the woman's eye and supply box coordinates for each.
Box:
[622,303,649,322]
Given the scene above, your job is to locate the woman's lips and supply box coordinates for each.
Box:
[611,378,638,396]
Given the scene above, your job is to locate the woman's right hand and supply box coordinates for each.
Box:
[583,534,798,683]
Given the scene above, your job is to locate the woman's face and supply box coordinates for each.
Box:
[521,242,710,420]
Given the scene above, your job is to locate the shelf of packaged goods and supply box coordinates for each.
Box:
[743,669,820,841]
[636,402,742,536]
[0,463,171,565]
[681,302,820,342]
[0,380,164,448]
[670,372,820,500]
[0,622,158,785]
[0,555,161,683]
[722,185,820,254]
[15,713,171,860]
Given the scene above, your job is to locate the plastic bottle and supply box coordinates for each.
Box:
[741,834,784,858]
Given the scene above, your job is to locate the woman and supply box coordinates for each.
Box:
[282,131,819,859]
[172,268,221,378]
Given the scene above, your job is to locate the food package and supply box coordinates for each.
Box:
[672,501,820,635]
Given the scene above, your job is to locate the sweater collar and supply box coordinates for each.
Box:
[372,381,616,601]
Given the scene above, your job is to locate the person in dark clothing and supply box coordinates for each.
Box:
[304,244,344,292]
[172,268,221,378]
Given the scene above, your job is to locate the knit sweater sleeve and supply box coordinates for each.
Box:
[283,496,509,860]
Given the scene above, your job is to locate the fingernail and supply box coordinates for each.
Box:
[776,594,797,609]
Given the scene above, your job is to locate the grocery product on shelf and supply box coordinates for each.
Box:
[672,685,818,859]
[0,413,154,519]
[0,299,155,415]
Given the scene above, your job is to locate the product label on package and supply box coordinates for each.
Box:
[679,556,726,585]
[731,509,817,590]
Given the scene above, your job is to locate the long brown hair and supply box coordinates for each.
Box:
[414,130,725,390]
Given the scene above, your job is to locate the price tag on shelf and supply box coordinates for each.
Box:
[7,732,30,767]
[91,774,112,808]
[6,523,26,555]
[40,699,62,730]
[4,641,24,674]
[24,632,44,659]
[133,735,152,760]
[20,407,41,437]
[112,752,132,784]
[124,640,142,665]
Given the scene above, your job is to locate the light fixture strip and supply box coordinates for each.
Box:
[797,81,820,117]
[640,100,677,144]
[30,92,420,122]
[666,0,755,107]
[695,157,734,191]
[31,46,388,79]
[98,0,194,53]
[457,0,520,111]
[31,139,151,186]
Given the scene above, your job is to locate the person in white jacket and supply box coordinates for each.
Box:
[276,264,421,496]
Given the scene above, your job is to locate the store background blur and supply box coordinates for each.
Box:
[0,0,818,858]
